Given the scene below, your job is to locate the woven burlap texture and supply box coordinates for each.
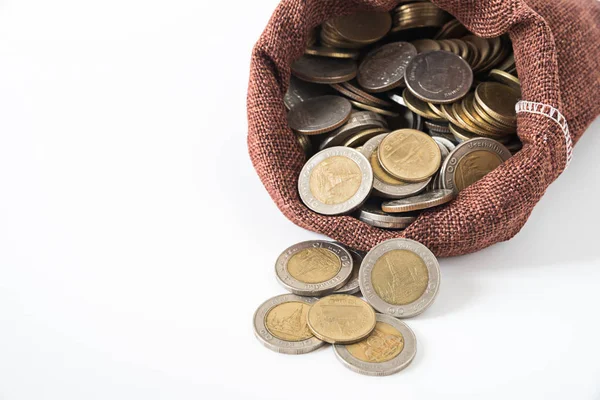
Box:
[247,0,600,256]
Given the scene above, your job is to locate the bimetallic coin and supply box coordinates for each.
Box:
[359,238,441,318]
[357,42,417,93]
[298,147,373,215]
[361,134,430,199]
[381,189,456,213]
[378,129,441,182]
[288,96,352,135]
[275,240,354,296]
[292,55,357,84]
[307,294,377,344]
[253,294,325,354]
[357,200,419,229]
[440,137,512,194]
[334,314,417,376]
[404,50,473,104]
[334,246,364,295]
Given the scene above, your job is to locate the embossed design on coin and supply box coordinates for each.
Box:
[287,95,352,135]
[307,294,376,344]
[334,314,417,376]
[346,321,404,362]
[405,50,473,104]
[287,247,342,284]
[310,156,362,204]
[378,129,441,182]
[357,42,417,93]
[266,302,313,341]
[254,294,325,354]
[359,238,440,318]
[299,147,373,215]
[440,137,511,194]
[361,134,430,198]
[276,241,353,296]
[372,250,429,305]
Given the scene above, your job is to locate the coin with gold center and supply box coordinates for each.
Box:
[359,238,440,318]
[307,294,377,344]
[276,240,354,296]
[334,314,417,375]
[440,137,512,194]
[299,147,373,215]
[254,294,325,354]
[378,129,441,182]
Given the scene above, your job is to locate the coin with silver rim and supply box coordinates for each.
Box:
[253,294,325,354]
[333,245,364,295]
[357,200,419,229]
[440,137,512,194]
[333,314,417,376]
[381,189,456,213]
[275,240,354,296]
[359,238,441,318]
[298,147,373,215]
[287,95,352,135]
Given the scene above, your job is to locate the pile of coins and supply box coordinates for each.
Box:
[254,238,437,376]
[286,0,521,223]
[255,2,524,376]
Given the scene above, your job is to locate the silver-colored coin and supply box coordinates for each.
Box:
[357,200,419,229]
[284,76,334,110]
[425,120,451,135]
[299,147,373,215]
[275,240,354,296]
[319,111,387,150]
[405,50,473,104]
[381,189,456,213]
[439,137,512,194]
[291,55,358,84]
[333,314,417,376]
[436,139,450,162]
[253,294,325,354]
[287,95,352,135]
[360,133,430,199]
[358,42,417,93]
[333,246,364,295]
[359,238,441,318]
[432,136,456,152]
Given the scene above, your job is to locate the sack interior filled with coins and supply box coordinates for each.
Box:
[255,1,522,376]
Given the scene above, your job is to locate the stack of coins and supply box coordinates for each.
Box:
[286,0,521,225]
[254,238,437,376]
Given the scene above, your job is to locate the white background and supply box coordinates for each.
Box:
[0,1,599,399]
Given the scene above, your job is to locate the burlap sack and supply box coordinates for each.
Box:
[247,0,600,257]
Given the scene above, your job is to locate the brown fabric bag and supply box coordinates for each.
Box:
[247,0,600,257]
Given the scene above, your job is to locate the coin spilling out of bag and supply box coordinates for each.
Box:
[287,1,521,223]
[255,2,522,376]
[254,238,432,376]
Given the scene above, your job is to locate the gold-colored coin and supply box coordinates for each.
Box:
[343,127,389,148]
[402,88,446,121]
[369,151,404,185]
[488,69,521,92]
[266,301,314,341]
[410,39,441,53]
[371,249,429,305]
[449,123,477,142]
[474,82,520,126]
[307,294,377,344]
[309,156,362,204]
[287,247,342,284]
[346,321,405,362]
[454,149,506,192]
[349,100,400,117]
[378,129,441,182]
